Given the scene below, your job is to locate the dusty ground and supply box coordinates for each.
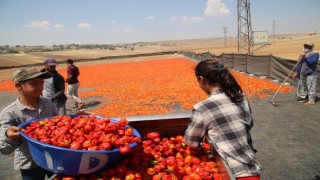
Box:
[1,33,319,64]
[188,34,320,59]
[1,33,320,81]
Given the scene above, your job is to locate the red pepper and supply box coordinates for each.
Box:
[119,145,131,154]
[147,132,160,140]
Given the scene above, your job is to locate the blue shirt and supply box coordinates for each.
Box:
[295,52,319,76]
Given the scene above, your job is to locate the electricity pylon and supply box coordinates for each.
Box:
[237,0,253,54]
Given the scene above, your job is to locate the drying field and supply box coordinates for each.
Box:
[0,58,293,117]
[1,33,314,115]
[0,33,317,115]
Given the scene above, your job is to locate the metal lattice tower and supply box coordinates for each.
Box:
[237,0,253,54]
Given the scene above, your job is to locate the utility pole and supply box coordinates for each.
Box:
[237,0,253,54]
[272,19,276,43]
[223,27,228,47]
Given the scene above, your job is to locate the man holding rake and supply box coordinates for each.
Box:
[293,42,319,105]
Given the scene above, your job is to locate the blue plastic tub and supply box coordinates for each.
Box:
[18,115,141,175]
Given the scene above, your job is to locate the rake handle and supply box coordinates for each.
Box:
[271,57,302,101]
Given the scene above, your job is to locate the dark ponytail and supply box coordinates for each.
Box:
[195,59,243,103]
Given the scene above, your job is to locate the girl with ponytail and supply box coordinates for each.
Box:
[184,59,261,180]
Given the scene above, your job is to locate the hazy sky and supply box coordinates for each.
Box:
[1,0,319,46]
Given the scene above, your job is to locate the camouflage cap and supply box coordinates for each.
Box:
[13,67,52,83]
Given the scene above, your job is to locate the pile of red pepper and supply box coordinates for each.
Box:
[53,132,222,180]
[23,116,223,179]
[24,116,140,153]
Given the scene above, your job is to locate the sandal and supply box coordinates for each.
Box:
[304,101,315,105]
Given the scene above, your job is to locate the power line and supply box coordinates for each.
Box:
[223,27,228,47]
[272,19,276,43]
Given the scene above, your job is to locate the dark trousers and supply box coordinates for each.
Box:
[20,167,53,180]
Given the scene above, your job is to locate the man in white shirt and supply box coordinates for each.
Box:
[41,58,67,115]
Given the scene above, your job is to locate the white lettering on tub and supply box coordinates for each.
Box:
[44,151,53,170]
[78,154,108,174]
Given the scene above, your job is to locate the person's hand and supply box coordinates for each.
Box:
[6,126,23,141]
[293,72,298,80]
[305,53,309,57]
[189,147,207,156]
